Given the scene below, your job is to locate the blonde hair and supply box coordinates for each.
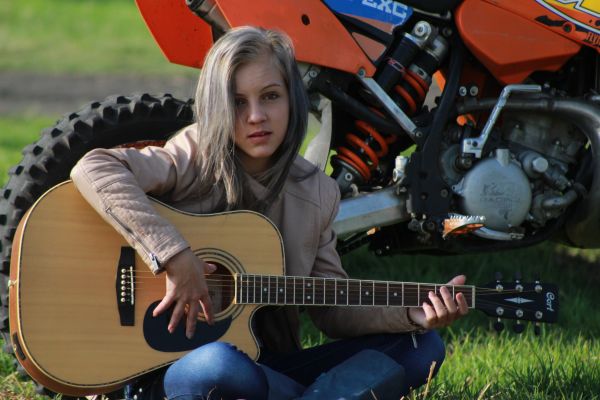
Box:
[194,26,309,212]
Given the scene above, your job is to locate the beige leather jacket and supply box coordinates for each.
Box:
[70,124,415,354]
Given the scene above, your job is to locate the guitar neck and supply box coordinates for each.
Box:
[235,274,475,308]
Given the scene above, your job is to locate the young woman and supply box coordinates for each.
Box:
[71,26,468,400]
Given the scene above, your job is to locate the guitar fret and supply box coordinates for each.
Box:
[313,278,324,305]
[372,281,375,306]
[278,276,285,304]
[402,282,404,306]
[255,275,259,304]
[359,281,362,306]
[374,282,387,306]
[348,280,360,305]
[269,275,276,304]
[325,278,336,305]
[260,276,264,304]
[387,282,389,306]
[346,280,349,305]
[302,278,306,304]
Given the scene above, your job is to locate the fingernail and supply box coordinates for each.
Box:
[208,264,217,272]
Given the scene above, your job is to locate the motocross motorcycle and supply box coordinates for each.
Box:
[0,0,598,396]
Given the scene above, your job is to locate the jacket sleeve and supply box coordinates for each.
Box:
[70,125,200,274]
[307,176,418,337]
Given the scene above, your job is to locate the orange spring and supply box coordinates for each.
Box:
[335,71,430,182]
[335,109,398,181]
[394,69,429,116]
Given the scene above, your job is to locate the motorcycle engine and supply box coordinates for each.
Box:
[451,149,531,231]
[443,111,585,236]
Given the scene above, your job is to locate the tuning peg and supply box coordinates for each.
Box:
[493,319,504,332]
[514,271,522,281]
[534,323,541,336]
[513,322,525,334]
[495,272,503,281]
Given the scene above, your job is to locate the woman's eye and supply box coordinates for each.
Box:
[235,98,246,107]
[264,92,280,101]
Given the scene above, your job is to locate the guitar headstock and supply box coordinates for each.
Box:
[476,279,559,326]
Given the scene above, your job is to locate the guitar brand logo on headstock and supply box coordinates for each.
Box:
[546,292,556,312]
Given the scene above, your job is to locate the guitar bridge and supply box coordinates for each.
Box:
[116,247,135,326]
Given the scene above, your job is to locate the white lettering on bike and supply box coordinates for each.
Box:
[362,0,409,19]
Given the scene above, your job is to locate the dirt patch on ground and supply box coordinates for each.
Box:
[0,71,198,116]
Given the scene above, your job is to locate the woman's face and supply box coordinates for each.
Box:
[233,53,289,175]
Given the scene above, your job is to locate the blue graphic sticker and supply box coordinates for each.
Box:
[323,0,413,27]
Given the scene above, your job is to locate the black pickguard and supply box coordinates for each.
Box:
[143,301,232,352]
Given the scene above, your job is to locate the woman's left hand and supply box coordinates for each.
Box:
[407,275,469,330]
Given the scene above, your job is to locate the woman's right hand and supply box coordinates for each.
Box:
[152,248,216,339]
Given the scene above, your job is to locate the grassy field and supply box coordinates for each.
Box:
[2,0,600,399]
[0,0,193,76]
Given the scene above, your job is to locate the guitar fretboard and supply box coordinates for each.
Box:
[235,274,475,308]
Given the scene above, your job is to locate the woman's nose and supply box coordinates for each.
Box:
[247,101,267,123]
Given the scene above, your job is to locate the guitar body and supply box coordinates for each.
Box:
[8,181,285,396]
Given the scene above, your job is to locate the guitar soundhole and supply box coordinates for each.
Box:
[206,263,235,316]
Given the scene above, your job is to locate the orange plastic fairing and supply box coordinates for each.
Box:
[455,0,580,84]
[215,0,375,76]
[135,0,213,69]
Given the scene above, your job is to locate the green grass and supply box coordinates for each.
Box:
[0,0,195,75]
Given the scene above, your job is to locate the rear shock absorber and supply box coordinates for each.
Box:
[333,108,398,187]
[332,24,448,196]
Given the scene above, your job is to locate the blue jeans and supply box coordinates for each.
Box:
[135,331,445,400]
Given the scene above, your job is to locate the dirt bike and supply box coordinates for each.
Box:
[1,0,598,396]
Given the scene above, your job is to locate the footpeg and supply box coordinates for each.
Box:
[443,214,485,238]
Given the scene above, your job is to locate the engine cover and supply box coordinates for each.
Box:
[453,150,531,231]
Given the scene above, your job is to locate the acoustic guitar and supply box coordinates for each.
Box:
[8,182,559,396]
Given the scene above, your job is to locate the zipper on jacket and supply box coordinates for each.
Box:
[106,207,161,271]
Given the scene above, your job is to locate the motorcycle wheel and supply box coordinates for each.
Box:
[0,93,194,398]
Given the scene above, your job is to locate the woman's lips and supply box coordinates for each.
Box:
[248,130,271,138]
[247,131,272,143]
